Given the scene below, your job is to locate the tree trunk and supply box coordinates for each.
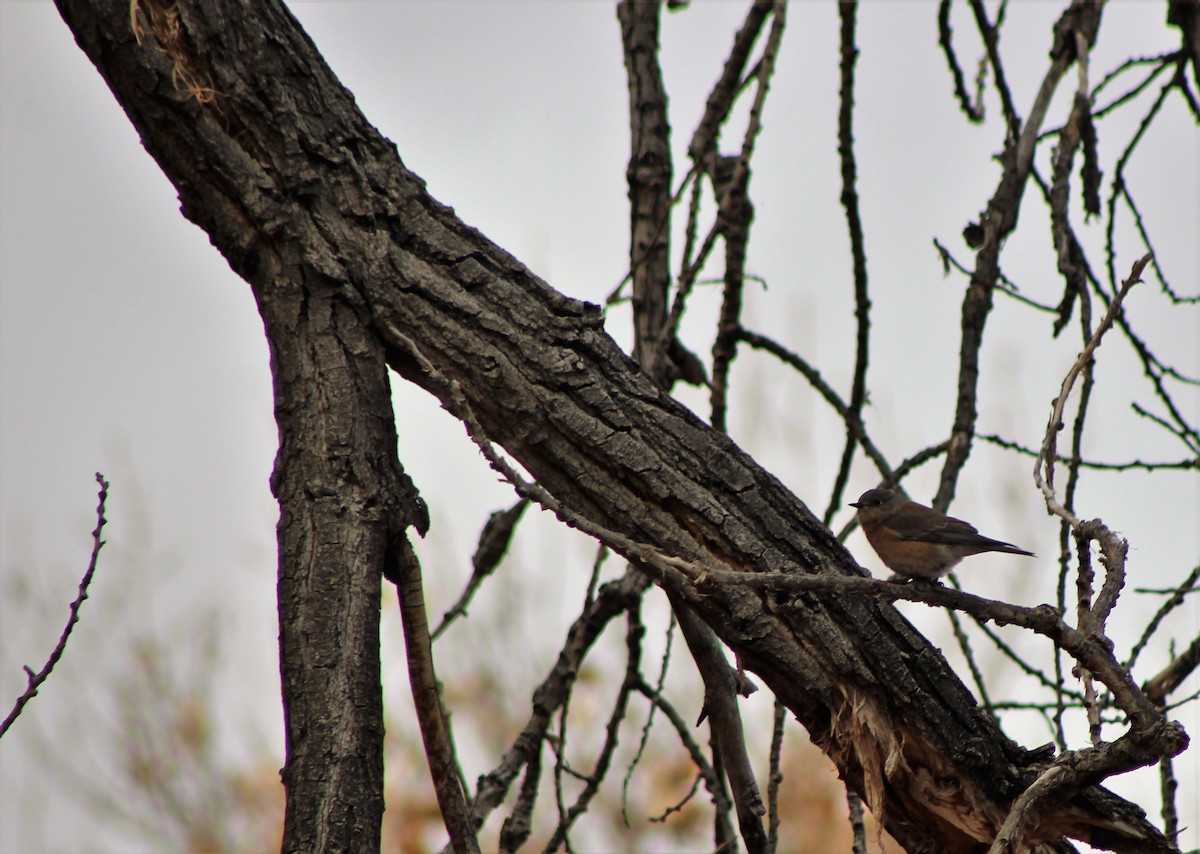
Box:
[52,1,1176,851]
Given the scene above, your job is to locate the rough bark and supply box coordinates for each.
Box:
[52,1,1178,851]
[53,2,428,852]
[620,5,767,851]
[619,0,673,382]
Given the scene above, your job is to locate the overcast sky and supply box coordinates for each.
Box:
[1,2,1196,851]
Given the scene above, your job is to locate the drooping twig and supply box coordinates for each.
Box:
[937,0,986,122]
[1130,401,1200,455]
[824,0,872,523]
[767,699,785,851]
[944,600,995,717]
[1,472,109,740]
[967,0,1019,138]
[739,329,893,483]
[1091,51,1177,118]
[932,237,1059,313]
[1104,73,1199,305]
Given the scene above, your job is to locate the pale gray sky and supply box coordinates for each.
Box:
[2,2,1196,851]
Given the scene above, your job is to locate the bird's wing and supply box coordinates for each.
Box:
[893,514,1033,555]
[891,513,980,544]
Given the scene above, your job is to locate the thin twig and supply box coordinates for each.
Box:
[542,607,643,854]
[1,473,109,740]
[1143,636,1200,705]
[826,0,872,524]
[432,499,529,641]
[739,329,894,482]
[469,568,649,844]
[937,0,986,122]
[979,432,1197,472]
[632,679,731,827]
[622,610,676,827]
[767,699,785,852]
[1159,751,1179,847]
[1128,566,1200,669]
[1034,254,1151,526]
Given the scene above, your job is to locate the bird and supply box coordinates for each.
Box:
[850,488,1034,580]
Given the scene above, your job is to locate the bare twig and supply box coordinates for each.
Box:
[767,699,785,851]
[739,329,894,482]
[468,568,650,843]
[1128,566,1200,669]
[937,0,986,122]
[979,432,1197,472]
[945,602,995,717]
[710,2,786,430]
[622,609,676,826]
[1,473,109,740]
[632,679,732,831]
[967,0,1019,138]
[935,0,1104,513]
[1159,751,1179,847]
[542,607,643,853]
[687,0,774,164]
[432,499,529,641]
[825,0,872,523]
[1034,254,1151,526]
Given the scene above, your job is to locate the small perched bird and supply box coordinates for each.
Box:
[850,488,1034,580]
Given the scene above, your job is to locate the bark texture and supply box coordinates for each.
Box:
[54,2,428,851]
[52,1,1177,851]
